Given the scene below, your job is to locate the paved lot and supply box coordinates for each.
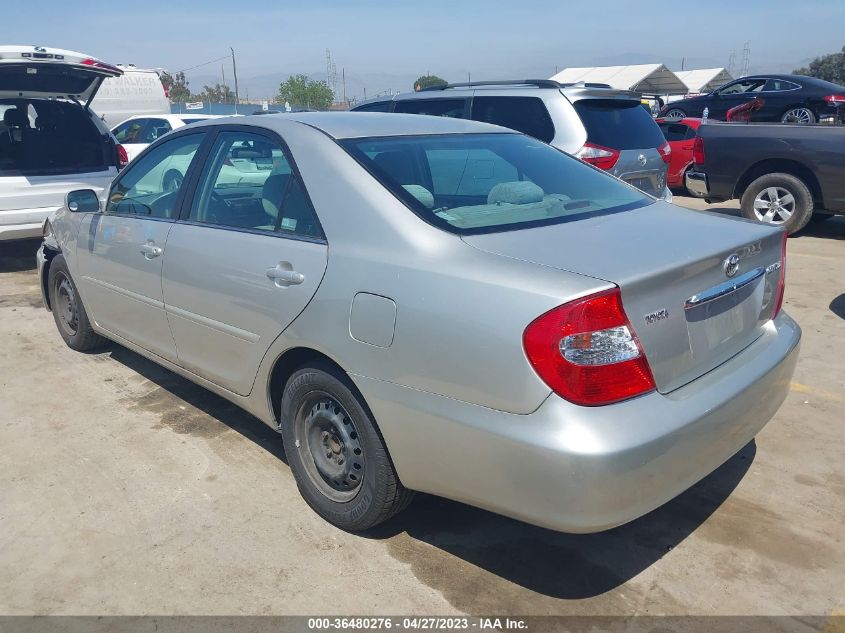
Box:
[1,197,843,617]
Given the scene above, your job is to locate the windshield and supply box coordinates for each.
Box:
[341,133,651,234]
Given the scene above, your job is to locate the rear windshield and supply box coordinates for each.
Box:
[180,118,207,125]
[0,65,97,96]
[341,133,651,235]
[573,99,666,150]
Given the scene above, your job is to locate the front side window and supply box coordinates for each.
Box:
[112,119,146,144]
[106,133,204,219]
[394,99,466,118]
[471,96,555,143]
[343,133,651,234]
[188,131,323,238]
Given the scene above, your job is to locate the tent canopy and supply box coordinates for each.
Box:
[550,64,688,96]
[674,68,734,94]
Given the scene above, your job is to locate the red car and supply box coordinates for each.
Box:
[656,117,702,191]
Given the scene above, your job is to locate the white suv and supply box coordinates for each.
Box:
[353,80,671,200]
[0,45,123,240]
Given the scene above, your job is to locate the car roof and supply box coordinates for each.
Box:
[193,111,516,140]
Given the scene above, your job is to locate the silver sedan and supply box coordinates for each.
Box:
[38,113,800,532]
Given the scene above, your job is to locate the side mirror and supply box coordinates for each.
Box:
[66,189,100,213]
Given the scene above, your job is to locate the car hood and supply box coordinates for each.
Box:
[0,46,122,105]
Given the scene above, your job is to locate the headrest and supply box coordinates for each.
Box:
[3,109,28,127]
[262,173,291,216]
[402,184,434,209]
[487,181,544,205]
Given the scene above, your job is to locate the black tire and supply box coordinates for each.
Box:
[162,169,184,192]
[662,107,687,120]
[280,363,413,531]
[740,172,814,234]
[47,254,108,352]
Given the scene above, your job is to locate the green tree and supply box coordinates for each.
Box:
[414,74,448,91]
[199,83,237,104]
[276,74,335,110]
[793,46,845,85]
[159,70,192,103]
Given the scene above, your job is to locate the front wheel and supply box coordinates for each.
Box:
[740,172,814,234]
[47,254,107,351]
[280,363,414,531]
[781,107,816,124]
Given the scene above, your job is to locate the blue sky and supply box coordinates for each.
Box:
[7,0,844,98]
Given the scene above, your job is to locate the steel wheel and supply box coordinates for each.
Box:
[294,392,365,502]
[663,108,686,120]
[753,186,795,224]
[54,272,79,336]
[781,107,815,124]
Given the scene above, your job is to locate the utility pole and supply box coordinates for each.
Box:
[230,47,240,114]
[342,67,347,104]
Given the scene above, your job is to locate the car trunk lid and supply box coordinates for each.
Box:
[462,202,785,393]
[0,46,122,106]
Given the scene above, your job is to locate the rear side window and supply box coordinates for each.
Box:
[658,122,689,142]
[353,101,391,112]
[573,100,666,150]
[394,99,466,118]
[470,96,555,143]
[763,79,800,92]
[140,118,172,143]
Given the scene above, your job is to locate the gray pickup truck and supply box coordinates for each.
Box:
[686,122,845,234]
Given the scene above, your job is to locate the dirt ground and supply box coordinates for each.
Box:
[0,197,843,618]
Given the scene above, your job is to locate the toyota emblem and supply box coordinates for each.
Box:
[723,254,741,278]
[637,154,647,166]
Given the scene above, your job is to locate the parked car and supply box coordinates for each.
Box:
[685,121,845,233]
[660,74,845,124]
[39,113,799,533]
[112,113,219,162]
[352,80,672,200]
[89,65,170,127]
[0,45,124,241]
[656,117,701,192]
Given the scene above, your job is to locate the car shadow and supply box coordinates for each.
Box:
[796,215,845,240]
[106,345,287,464]
[0,238,41,272]
[103,343,753,600]
[830,293,845,320]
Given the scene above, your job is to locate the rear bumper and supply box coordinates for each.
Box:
[685,171,709,198]
[354,311,800,533]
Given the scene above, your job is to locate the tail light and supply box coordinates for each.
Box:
[80,58,121,73]
[659,140,672,164]
[692,137,705,165]
[523,288,656,406]
[574,142,620,171]
[116,144,129,170]
[824,95,845,104]
[772,230,787,319]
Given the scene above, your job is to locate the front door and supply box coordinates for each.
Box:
[75,132,206,362]
[161,129,328,395]
[710,78,766,119]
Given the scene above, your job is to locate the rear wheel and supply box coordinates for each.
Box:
[280,363,413,531]
[781,107,816,124]
[740,172,814,234]
[47,254,107,351]
[663,108,687,120]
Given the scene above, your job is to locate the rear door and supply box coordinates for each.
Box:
[75,132,207,362]
[161,127,328,396]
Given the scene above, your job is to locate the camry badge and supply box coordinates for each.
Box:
[637,154,647,166]
[723,254,741,278]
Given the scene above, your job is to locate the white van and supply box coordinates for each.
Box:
[89,65,169,127]
[0,45,123,240]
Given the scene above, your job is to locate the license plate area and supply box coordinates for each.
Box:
[685,274,765,356]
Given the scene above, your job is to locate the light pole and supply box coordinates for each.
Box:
[231,47,240,114]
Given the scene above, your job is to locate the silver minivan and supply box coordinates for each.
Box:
[0,45,123,241]
[352,80,672,199]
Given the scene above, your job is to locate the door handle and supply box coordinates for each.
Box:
[266,263,305,286]
[140,241,162,259]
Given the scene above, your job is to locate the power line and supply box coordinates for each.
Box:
[177,55,232,74]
